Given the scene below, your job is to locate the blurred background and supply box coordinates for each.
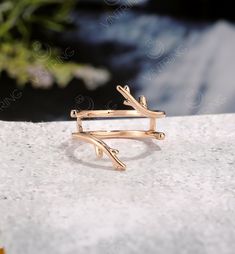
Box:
[0,0,234,121]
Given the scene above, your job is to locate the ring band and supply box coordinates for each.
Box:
[71,85,166,171]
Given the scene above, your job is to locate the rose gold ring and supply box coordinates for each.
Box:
[71,85,166,171]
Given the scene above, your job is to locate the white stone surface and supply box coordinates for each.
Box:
[0,114,235,254]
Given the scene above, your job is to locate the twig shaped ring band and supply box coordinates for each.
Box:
[71,85,166,171]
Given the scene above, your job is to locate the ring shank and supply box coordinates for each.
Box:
[73,130,165,140]
[71,109,165,119]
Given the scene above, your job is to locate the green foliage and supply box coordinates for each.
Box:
[0,41,80,87]
[0,0,75,41]
[0,0,84,87]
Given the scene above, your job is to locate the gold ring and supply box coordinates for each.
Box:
[71,85,166,171]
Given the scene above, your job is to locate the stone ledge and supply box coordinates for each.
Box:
[0,114,235,254]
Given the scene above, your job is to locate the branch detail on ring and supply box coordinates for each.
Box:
[70,85,166,170]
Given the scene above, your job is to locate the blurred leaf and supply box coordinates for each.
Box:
[0,0,111,88]
[0,41,79,87]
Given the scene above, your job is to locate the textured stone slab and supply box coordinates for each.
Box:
[0,114,235,254]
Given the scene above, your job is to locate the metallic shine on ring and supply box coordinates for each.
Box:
[70,85,166,171]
